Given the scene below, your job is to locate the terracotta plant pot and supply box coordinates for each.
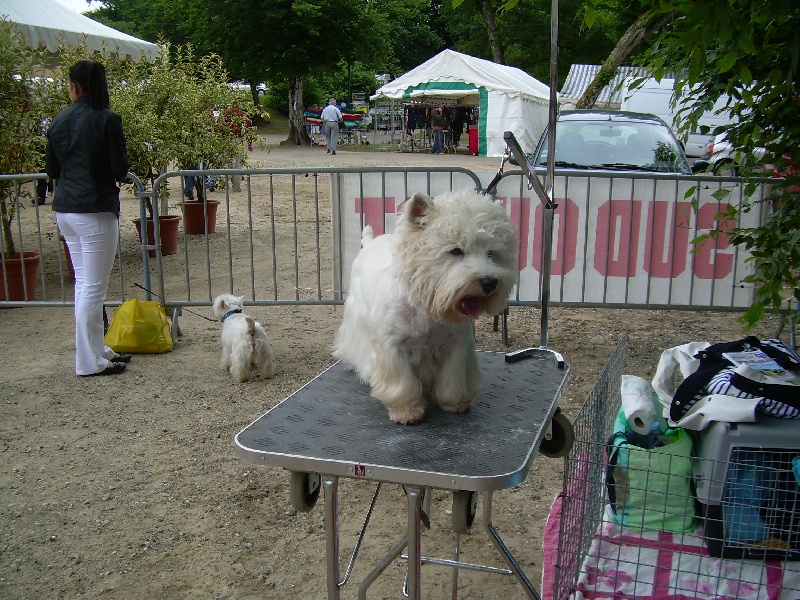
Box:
[0,251,40,301]
[133,215,181,257]
[183,200,220,234]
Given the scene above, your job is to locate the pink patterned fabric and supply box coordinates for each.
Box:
[571,506,799,600]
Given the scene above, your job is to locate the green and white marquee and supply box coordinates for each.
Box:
[371,49,552,157]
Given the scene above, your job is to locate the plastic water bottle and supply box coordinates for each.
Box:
[646,420,666,448]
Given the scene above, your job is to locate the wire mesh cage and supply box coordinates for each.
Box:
[550,334,800,600]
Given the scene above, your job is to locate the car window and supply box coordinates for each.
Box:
[535,119,690,173]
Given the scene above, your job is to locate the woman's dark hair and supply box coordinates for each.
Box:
[69,60,110,110]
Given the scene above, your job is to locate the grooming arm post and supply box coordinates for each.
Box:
[502,131,557,348]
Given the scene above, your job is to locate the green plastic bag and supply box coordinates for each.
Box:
[606,424,696,533]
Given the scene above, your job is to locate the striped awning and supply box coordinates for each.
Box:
[559,64,656,106]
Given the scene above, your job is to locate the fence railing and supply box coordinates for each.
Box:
[0,171,146,307]
[1,166,778,339]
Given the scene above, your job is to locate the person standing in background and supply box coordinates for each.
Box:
[450,107,465,150]
[321,97,342,155]
[47,60,132,376]
[430,104,444,154]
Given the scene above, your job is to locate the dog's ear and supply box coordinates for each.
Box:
[235,295,244,306]
[405,192,434,228]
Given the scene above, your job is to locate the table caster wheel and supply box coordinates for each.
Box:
[451,490,478,534]
[539,410,574,458]
[289,471,320,512]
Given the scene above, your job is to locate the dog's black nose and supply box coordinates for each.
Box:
[479,277,498,294]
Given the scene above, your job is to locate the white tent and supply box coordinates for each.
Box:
[0,0,157,60]
[371,49,552,157]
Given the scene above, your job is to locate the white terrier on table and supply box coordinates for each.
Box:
[213,294,275,383]
[333,189,518,424]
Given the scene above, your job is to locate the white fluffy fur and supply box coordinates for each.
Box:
[333,188,518,424]
[212,294,275,383]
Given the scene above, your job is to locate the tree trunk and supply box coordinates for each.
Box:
[1,200,14,257]
[576,10,676,109]
[479,0,505,64]
[284,75,311,146]
[247,78,260,110]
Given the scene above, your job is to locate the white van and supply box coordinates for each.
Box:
[620,78,733,159]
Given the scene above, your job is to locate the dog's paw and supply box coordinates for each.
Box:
[440,401,472,414]
[388,406,427,425]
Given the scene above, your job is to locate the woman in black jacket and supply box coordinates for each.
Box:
[47,60,131,376]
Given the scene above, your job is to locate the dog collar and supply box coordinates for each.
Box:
[220,308,242,323]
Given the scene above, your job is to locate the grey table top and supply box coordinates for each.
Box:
[235,351,570,491]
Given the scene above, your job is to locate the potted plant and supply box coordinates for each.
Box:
[106,44,265,241]
[90,44,181,255]
[0,20,54,300]
[165,49,265,235]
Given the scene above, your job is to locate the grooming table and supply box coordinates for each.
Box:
[235,350,570,599]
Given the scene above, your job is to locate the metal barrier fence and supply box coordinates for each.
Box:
[0,166,780,339]
[0,171,147,308]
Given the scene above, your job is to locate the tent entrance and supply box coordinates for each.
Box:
[370,98,479,155]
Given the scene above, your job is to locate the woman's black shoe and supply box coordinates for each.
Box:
[82,362,127,376]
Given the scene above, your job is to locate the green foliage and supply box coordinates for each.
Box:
[0,18,58,256]
[638,0,800,328]
[53,41,267,208]
[315,61,385,107]
[2,18,268,246]
[446,0,636,86]
[375,0,447,74]
[94,0,400,140]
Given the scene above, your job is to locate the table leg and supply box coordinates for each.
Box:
[406,486,424,599]
[451,532,461,600]
[324,476,340,600]
[482,491,541,600]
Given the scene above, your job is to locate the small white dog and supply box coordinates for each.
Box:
[333,189,518,424]
[212,294,275,383]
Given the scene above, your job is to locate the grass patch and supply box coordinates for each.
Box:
[257,104,290,136]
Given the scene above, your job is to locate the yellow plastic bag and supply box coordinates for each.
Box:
[104,298,173,353]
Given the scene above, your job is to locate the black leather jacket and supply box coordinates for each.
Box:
[46,96,130,216]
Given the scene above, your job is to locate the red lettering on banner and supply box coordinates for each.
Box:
[694,203,735,279]
[355,197,397,236]
[594,200,642,277]
[643,201,692,277]
[498,197,530,269]
[532,198,578,275]
[462,195,580,275]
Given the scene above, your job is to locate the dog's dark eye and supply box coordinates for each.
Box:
[450,247,464,256]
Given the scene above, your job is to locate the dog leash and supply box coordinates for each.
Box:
[121,275,218,323]
[485,147,509,195]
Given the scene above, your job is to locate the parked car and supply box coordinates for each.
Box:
[527,110,695,174]
[696,132,766,176]
[619,78,735,160]
[229,81,267,94]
